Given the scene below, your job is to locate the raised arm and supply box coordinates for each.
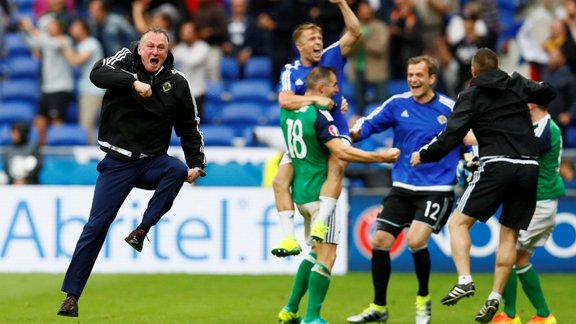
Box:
[331,0,361,56]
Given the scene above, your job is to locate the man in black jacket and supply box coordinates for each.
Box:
[410,48,556,323]
[57,28,206,317]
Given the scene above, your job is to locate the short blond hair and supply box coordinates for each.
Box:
[292,23,322,43]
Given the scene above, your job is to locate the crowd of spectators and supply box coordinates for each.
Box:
[1,1,576,158]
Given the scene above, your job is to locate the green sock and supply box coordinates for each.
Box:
[517,263,550,317]
[502,268,518,318]
[286,252,317,312]
[304,262,331,322]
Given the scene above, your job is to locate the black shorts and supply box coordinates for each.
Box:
[376,187,454,236]
[457,159,538,231]
[39,92,72,120]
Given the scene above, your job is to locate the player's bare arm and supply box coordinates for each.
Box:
[325,139,400,163]
[331,0,361,56]
[279,90,335,110]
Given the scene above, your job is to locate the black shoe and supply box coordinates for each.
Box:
[474,299,499,323]
[124,229,148,252]
[441,282,476,306]
[57,296,78,317]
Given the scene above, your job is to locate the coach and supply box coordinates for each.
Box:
[57,27,206,317]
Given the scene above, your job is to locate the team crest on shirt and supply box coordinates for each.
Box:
[329,125,340,137]
[295,79,304,86]
[437,115,448,125]
[162,81,172,93]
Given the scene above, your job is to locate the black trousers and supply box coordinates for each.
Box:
[61,154,188,297]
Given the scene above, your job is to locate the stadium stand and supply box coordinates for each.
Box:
[46,124,88,146]
[0,101,36,126]
[220,57,240,82]
[6,56,39,80]
[227,79,274,104]
[200,124,236,146]
[244,56,273,81]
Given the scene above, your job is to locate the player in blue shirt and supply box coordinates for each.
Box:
[271,0,361,258]
[347,56,461,324]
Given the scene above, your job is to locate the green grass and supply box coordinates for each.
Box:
[0,273,573,323]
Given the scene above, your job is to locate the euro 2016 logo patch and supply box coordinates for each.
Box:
[328,125,340,137]
[162,81,172,93]
[437,115,447,125]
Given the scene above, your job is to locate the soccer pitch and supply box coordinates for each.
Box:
[0,272,573,323]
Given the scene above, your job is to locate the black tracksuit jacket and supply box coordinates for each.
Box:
[90,43,206,169]
[420,69,557,162]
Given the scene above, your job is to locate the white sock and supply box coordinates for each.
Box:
[458,275,473,285]
[278,210,295,238]
[488,292,501,301]
[317,196,337,225]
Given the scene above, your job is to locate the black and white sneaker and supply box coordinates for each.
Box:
[474,299,499,323]
[347,304,389,323]
[441,282,476,306]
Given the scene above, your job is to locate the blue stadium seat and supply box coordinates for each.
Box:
[565,126,576,148]
[228,79,274,104]
[340,79,356,106]
[0,124,11,145]
[265,104,280,126]
[16,0,35,16]
[244,56,272,81]
[5,33,31,57]
[66,100,78,124]
[0,79,40,104]
[201,125,236,146]
[217,103,267,126]
[221,57,239,82]
[0,101,36,126]
[7,56,40,79]
[46,125,88,146]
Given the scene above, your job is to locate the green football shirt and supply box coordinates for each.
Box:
[281,104,342,204]
[534,115,565,200]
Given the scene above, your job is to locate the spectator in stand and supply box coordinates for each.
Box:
[562,0,576,55]
[543,18,576,74]
[515,0,556,81]
[475,0,500,50]
[251,0,297,84]
[87,0,138,56]
[449,7,491,92]
[435,36,460,99]
[19,15,74,146]
[0,0,11,58]
[309,0,361,46]
[172,20,209,121]
[34,0,74,31]
[388,0,424,79]
[2,122,43,185]
[446,2,488,47]
[347,1,389,115]
[541,48,576,145]
[222,0,265,79]
[60,18,105,145]
[194,0,228,82]
[413,0,457,55]
[132,1,181,46]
